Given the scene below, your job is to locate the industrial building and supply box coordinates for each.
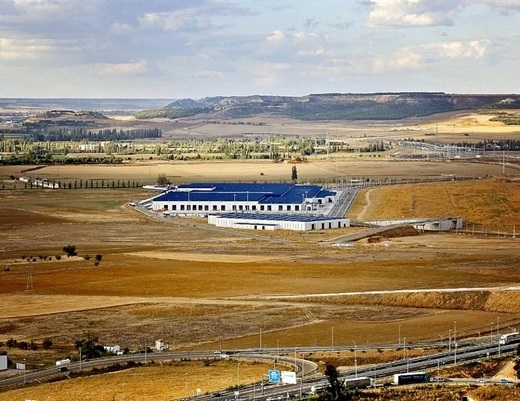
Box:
[151,182,337,216]
[147,182,348,232]
[208,213,349,231]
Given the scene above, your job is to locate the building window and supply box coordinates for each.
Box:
[180,205,185,211]
[172,205,177,211]
[239,205,243,211]
[233,205,237,211]
[260,205,264,211]
[252,205,256,211]
[311,224,315,230]
[295,205,300,211]
[164,205,169,210]
[287,205,291,211]
[267,205,272,211]
[221,205,225,211]
[213,205,217,211]
[278,205,283,211]
[187,205,191,211]
[204,205,209,211]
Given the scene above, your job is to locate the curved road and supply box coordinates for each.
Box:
[2,340,518,399]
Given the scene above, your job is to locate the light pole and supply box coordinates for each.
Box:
[237,363,240,390]
[497,317,500,336]
[454,321,457,346]
[294,347,297,374]
[454,343,457,364]
[352,341,358,378]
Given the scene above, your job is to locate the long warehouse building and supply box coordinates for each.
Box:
[152,182,338,215]
[149,182,349,231]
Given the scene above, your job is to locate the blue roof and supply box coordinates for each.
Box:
[153,182,336,204]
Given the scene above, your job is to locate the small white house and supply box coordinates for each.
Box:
[155,339,166,352]
[103,345,122,355]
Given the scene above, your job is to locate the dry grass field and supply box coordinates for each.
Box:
[2,360,273,401]
[1,128,520,399]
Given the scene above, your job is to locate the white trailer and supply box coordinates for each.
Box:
[0,355,7,371]
[499,332,520,345]
[56,358,71,371]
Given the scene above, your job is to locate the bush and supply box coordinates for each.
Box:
[63,245,77,257]
[42,338,53,350]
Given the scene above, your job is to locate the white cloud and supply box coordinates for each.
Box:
[95,60,149,76]
[267,30,287,43]
[371,39,488,72]
[0,37,73,60]
[254,63,290,85]
[368,0,465,27]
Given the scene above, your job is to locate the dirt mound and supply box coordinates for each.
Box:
[298,290,520,313]
[378,225,420,238]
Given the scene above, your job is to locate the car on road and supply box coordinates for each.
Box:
[498,378,514,384]
[476,378,487,383]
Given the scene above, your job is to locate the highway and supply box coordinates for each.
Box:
[1,340,518,398]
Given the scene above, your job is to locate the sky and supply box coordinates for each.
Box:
[0,0,519,99]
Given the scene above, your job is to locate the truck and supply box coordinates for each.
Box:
[499,332,520,345]
[393,372,430,385]
[56,358,71,371]
[343,376,374,389]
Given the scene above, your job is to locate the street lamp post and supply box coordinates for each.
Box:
[351,342,358,378]
[237,363,240,390]
[454,321,457,346]
[454,343,457,364]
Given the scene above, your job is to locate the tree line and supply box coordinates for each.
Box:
[28,128,161,142]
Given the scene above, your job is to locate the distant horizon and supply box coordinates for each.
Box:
[2,90,520,101]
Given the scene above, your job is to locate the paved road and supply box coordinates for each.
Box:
[0,350,317,391]
[3,340,518,398]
